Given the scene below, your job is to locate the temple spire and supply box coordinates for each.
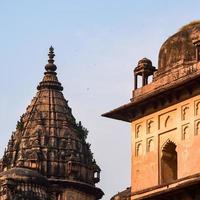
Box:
[37,46,63,91]
[45,46,57,72]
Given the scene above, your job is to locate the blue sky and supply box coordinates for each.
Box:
[0,1,200,199]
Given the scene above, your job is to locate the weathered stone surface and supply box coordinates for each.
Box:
[104,21,200,200]
[0,47,103,200]
[110,187,131,200]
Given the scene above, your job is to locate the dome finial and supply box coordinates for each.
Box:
[45,46,57,72]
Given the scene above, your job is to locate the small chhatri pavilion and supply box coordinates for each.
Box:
[0,47,103,200]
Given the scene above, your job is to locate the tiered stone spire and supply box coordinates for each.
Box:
[37,46,63,91]
[0,47,103,200]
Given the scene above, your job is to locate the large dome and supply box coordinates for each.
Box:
[158,21,200,73]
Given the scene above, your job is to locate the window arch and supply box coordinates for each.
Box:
[161,141,177,184]
[196,121,200,135]
[135,125,142,138]
[147,139,154,152]
[147,120,153,134]
[164,116,170,127]
[196,102,200,115]
[182,126,189,140]
[182,106,189,120]
[136,143,142,156]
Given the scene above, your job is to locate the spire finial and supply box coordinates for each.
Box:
[45,46,57,72]
[48,46,55,64]
[38,46,63,91]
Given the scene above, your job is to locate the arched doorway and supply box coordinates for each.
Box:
[161,141,177,184]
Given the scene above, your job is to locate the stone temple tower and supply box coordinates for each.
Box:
[0,47,104,200]
[103,21,200,200]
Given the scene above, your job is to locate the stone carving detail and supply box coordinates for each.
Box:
[164,116,171,128]
[182,125,189,140]
[136,142,142,156]
[195,120,200,135]
[147,138,154,152]
[159,109,176,130]
[135,124,142,138]
[195,101,200,116]
[147,120,153,134]
[182,105,189,120]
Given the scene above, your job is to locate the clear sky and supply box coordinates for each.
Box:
[0,1,200,199]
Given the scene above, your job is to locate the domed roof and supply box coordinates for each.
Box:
[0,167,47,184]
[158,21,200,73]
[138,58,152,66]
[134,58,156,75]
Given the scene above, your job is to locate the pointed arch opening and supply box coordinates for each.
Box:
[161,141,177,184]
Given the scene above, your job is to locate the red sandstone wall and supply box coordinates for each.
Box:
[132,151,158,191]
[131,94,200,193]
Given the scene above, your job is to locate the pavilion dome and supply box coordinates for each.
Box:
[158,21,200,74]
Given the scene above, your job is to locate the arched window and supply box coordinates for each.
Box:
[147,139,154,152]
[195,102,200,116]
[164,116,170,128]
[182,126,189,140]
[161,141,177,184]
[136,143,142,156]
[196,121,200,135]
[136,125,142,138]
[147,120,153,134]
[182,106,189,120]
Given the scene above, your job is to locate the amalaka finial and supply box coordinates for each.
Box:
[45,46,57,72]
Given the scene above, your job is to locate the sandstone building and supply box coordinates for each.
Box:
[0,47,103,200]
[103,21,200,200]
